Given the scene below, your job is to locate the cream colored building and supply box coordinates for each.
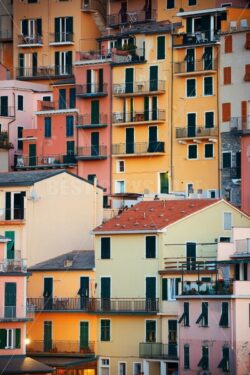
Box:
[0,170,103,266]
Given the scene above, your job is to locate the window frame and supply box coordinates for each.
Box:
[204,143,214,159]
[204,76,213,96]
[222,151,232,168]
[17,95,24,111]
[186,78,196,98]
[44,117,51,138]
[187,144,198,160]
[223,212,232,230]
[184,344,190,369]
[145,319,157,342]
[116,160,125,173]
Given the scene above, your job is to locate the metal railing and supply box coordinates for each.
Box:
[16,65,73,79]
[15,154,76,169]
[76,49,112,62]
[0,305,32,320]
[77,145,107,159]
[0,257,27,273]
[77,113,107,127]
[112,47,145,64]
[27,340,95,354]
[0,208,25,221]
[174,58,218,74]
[113,80,165,95]
[173,30,220,47]
[112,110,165,124]
[112,142,165,155]
[139,343,178,359]
[0,106,15,117]
[27,297,159,313]
[37,100,75,111]
[49,32,74,44]
[230,116,250,131]
[164,257,217,271]
[176,127,218,138]
[0,131,13,149]
[18,34,43,45]
[76,83,108,96]
[182,280,234,296]
[108,9,156,27]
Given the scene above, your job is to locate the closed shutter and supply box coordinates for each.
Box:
[225,35,232,53]
[0,329,7,349]
[32,52,37,76]
[125,68,134,93]
[37,19,42,36]
[69,88,75,108]
[55,52,59,75]
[101,237,110,259]
[144,97,149,121]
[5,283,17,318]
[66,116,74,137]
[80,322,89,349]
[186,18,192,34]
[157,36,165,60]
[1,96,8,116]
[244,64,250,81]
[246,32,250,49]
[91,100,99,125]
[66,51,72,74]
[146,236,156,258]
[205,112,214,128]
[86,69,92,93]
[150,66,158,91]
[223,67,231,85]
[162,279,168,301]
[98,68,104,93]
[241,101,247,129]
[22,20,28,35]
[66,17,73,41]
[55,18,60,42]
[222,103,231,122]
[18,53,24,76]
[15,329,21,348]
[5,231,15,259]
[5,192,11,220]
[152,96,157,120]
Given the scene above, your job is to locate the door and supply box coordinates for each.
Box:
[91,132,99,156]
[43,277,53,310]
[146,277,156,311]
[80,322,89,351]
[59,89,66,109]
[168,320,177,356]
[160,173,169,194]
[79,277,89,310]
[44,321,52,352]
[187,113,196,137]
[150,66,158,91]
[148,126,157,152]
[125,68,134,93]
[126,128,134,154]
[5,231,15,260]
[186,49,194,72]
[91,100,100,125]
[29,144,36,166]
[5,282,16,318]
[204,46,213,70]
[101,277,111,311]
[186,242,196,270]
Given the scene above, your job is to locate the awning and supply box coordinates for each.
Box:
[31,356,97,369]
[0,356,54,374]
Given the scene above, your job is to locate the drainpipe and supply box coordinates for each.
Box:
[7,92,16,171]
[109,62,113,202]
[170,28,174,193]
[216,43,221,198]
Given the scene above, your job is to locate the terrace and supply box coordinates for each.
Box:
[139,343,178,360]
[112,142,165,156]
[16,66,73,80]
[113,80,165,96]
[76,114,108,128]
[176,126,218,140]
[15,154,76,170]
[112,110,165,125]
[27,340,95,355]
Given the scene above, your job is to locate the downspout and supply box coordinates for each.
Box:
[170,27,174,193]
[216,43,221,198]
[7,92,16,171]
[109,61,113,201]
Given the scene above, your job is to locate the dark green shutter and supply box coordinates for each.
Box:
[157,36,165,60]
[66,116,74,137]
[15,329,21,348]
[5,192,11,220]
[150,66,158,91]
[205,112,214,128]
[1,96,8,116]
[186,49,194,72]
[99,69,104,93]
[87,69,92,93]
[101,237,110,259]
[101,319,110,341]
[0,329,7,349]
[204,46,213,70]
[175,278,181,296]
[55,18,60,42]
[152,96,157,120]
[125,68,134,93]
[146,236,156,258]
[5,282,16,318]
[66,51,72,74]
[91,132,99,156]
[144,97,149,121]
[91,100,99,124]
[184,302,189,326]
[18,53,24,76]
[66,17,73,41]
[67,141,75,156]
[146,277,156,300]
[22,20,28,35]
[162,279,168,301]
[29,144,37,166]
[80,322,89,349]
[202,16,211,41]
[5,231,15,259]
[55,52,59,75]
[148,127,157,152]
[146,320,156,342]
[32,52,37,76]
[69,88,75,108]
[187,113,196,137]
[204,76,213,95]
[37,19,42,36]
[44,321,52,352]
[187,79,196,97]
[59,89,66,109]
[160,172,169,194]
[186,18,192,34]
[184,345,190,369]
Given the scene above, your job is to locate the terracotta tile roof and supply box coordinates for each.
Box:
[94,199,220,233]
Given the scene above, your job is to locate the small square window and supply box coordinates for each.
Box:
[204,144,213,158]
[189,0,196,5]
[209,190,216,198]
[115,180,125,193]
[166,0,175,9]
[188,144,197,159]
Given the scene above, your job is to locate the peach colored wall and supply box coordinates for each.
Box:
[241,135,250,216]
[234,298,250,375]
[0,276,26,319]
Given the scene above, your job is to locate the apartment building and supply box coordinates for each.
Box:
[241,133,250,216]
[0,0,13,78]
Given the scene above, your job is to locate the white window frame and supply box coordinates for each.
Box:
[222,151,232,168]
[186,183,194,197]
[5,329,15,349]
[203,76,213,96]
[204,143,214,159]
[208,190,216,198]
[187,144,198,160]
[145,319,157,342]
[116,160,125,173]
[115,180,125,193]
[224,212,232,230]
[145,235,157,259]
[168,278,177,301]
[204,110,215,129]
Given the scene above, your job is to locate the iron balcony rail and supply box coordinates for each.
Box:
[77,113,107,127]
[81,0,107,20]
[173,30,220,47]
[0,259,27,273]
[76,49,112,62]
[174,58,218,74]
[113,80,165,95]
[230,116,250,131]
[76,83,108,96]
[0,106,15,117]
[27,297,159,313]
[15,154,76,169]
[112,142,165,155]
[112,47,145,64]
[164,257,217,271]
[107,9,156,27]
[0,305,33,321]
[49,32,74,43]
[77,145,107,159]
[0,208,25,221]
[139,343,178,359]
[37,100,76,111]
[182,280,234,296]
[113,110,165,124]
[0,131,13,149]
[27,339,95,354]
[18,34,43,45]
[176,127,218,138]
[16,65,73,79]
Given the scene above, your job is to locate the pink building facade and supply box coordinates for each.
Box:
[241,134,250,216]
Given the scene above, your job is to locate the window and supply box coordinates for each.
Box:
[157,36,165,60]
[87,174,96,185]
[0,96,8,116]
[222,152,231,168]
[204,144,213,159]
[44,117,51,138]
[219,237,231,243]
[28,0,37,3]
[225,35,232,53]
[5,192,25,220]
[196,302,208,326]
[186,78,196,97]
[117,160,125,173]
[188,144,197,159]
[146,320,156,342]
[54,17,73,43]
[204,76,213,95]
[43,96,51,102]
[178,302,189,326]
[0,328,21,349]
[101,237,110,259]
[218,347,230,372]
[17,95,23,111]
[100,358,110,374]
[145,236,156,258]
[115,180,125,193]
[184,344,190,369]
[222,103,231,122]
[66,115,74,137]
[166,0,174,8]
[17,126,23,150]
[189,0,196,4]
[205,112,214,128]
[100,319,110,341]
[119,362,126,375]
[209,190,216,198]
[219,302,229,327]
[133,363,142,375]
[224,212,232,230]
[244,64,250,81]
[55,51,72,75]
[18,52,37,77]
[21,18,42,41]
[198,346,209,370]
[162,278,181,301]
[224,67,231,85]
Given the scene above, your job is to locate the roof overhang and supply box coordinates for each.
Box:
[176,7,227,17]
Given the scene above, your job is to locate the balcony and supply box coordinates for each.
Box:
[107,9,156,27]
[76,145,107,160]
[0,107,15,118]
[230,116,250,132]
[234,239,250,257]
[16,65,73,80]
[112,47,146,65]
[0,132,13,150]
[174,58,218,75]
[113,80,165,96]
[27,297,159,314]
[181,280,233,296]
[76,83,108,98]
[76,114,107,128]
[176,126,218,140]
[173,30,220,48]
[139,343,178,359]
[0,305,33,322]
[15,154,76,170]
[0,252,27,273]
[163,256,217,273]
[112,142,165,157]
[0,208,25,223]
[27,340,95,355]
[36,100,76,112]
[17,34,43,47]
[49,32,74,45]
[75,49,112,63]
[81,0,107,21]
[112,110,165,125]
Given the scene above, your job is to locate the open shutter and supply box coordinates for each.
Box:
[66,51,72,74]
[222,103,231,122]
[37,19,42,37]
[144,97,149,121]
[18,53,24,76]
[175,278,181,296]
[55,52,59,75]
[162,279,168,301]
[5,192,11,220]
[66,17,73,34]
[5,231,15,259]
[0,329,7,349]
[99,68,104,93]
[15,329,21,348]
[32,53,37,76]
[22,20,28,35]
[69,88,76,108]
[157,36,165,60]
[55,18,60,42]
[87,69,92,93]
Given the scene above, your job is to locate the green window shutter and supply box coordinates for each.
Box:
[125,68,134,93]
[184,345,190,369]
[205,112,214,128]
[54,18,60,41]
[5,282,16,318]
[223,152,231,168]
[188,145,197,159]
[219,302,229,326]
[99,69,104,93]
[162,279,168,301]
[157,36,165,60]
[55,52,59,75]
[5,231,15,259]
[0,329,7,349]
[152,96,157,120]
[69,88,76,108]
[22,20,28,35]
[184,302,189,326]
[144,97,149,121]
[5,192,11,220]
[187,79,196,97]
[175,278,181,296]
[66,51,72,74]
[66,116,74,137]
[59,89,66,109]
[18,95,23,110]
[101,237,110,259]
[150,66,158,91]
[204,76,213,95]
[146,320,156,342]
[87,69,92,93]
[186,18,192,34]
[15,328,21,348]
[44,117,51,138]
[80,322,89,349]
[146,236,156,258]
[91,100,99,124]
[66,17,73,34]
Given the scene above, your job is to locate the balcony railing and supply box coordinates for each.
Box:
[173,30,220,47]
[76,49,112,62]
[76,113,107,128]
[77,145,107,160]
[112,47,145,64]
[0,131,13,149]
[230,116,250,131]
[182,280,233,296]
[16,65,73,79]
[113,110,165,124]
[0,305,33,321]
[76,83,108,97]
[176,127,218,139]
[235,239,250,255]
[112,142,165,156]
[27,297,159,313]
[113,80,165,96]
[49,32,74,44]
[15,154,76,169]
[0,107,15,117]
[164,257,217,272]
[0,257,27,273]
[18,34,43,46]
[27,340,95,354]
[174,59,218,74]
[139,343,178,359]
[37,100,76,111]
[108,9,156,27]
[0,208,25,221]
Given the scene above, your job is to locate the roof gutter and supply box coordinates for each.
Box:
[93,229,167,235]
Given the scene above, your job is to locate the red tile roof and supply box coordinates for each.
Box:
[94,199,220,233]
